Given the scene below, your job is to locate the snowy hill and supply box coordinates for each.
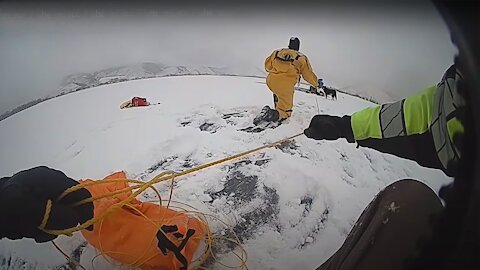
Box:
[0,75,451,269]
[56,63,265,97]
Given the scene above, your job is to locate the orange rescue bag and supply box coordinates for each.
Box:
[81,171,207,270]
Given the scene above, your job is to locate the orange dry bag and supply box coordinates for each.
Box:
[81,171,207,270]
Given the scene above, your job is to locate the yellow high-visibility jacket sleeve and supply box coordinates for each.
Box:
[351,85,437,141]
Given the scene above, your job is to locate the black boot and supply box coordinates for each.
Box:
[253,106,280,125]
[253,106,271,125]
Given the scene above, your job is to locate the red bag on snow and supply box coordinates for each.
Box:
[132,97,150,107]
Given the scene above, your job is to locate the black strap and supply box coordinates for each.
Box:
[274,50,300,63]
[156,225,196,270]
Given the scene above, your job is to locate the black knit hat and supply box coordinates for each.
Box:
[288,37,300,51]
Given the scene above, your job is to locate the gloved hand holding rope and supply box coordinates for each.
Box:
[0,166,94,243]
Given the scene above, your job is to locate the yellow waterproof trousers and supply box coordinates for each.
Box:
[266,74,297,120]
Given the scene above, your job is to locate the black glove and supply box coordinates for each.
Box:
[0,166,93,243]
[304,115,355,143]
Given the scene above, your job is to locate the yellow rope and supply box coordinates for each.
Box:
[39,199,52,230]
[40,132,302,236]
[40,132,303,269]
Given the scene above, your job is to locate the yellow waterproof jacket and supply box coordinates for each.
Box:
[265,48,319,87]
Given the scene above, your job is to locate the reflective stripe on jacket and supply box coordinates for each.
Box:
[351,65,464,175]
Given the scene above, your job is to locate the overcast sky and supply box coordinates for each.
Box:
[0,1,456,114]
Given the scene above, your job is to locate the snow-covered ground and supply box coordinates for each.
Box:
[0,75,451,269]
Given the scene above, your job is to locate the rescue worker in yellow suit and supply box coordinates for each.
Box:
[254,37,321,125]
